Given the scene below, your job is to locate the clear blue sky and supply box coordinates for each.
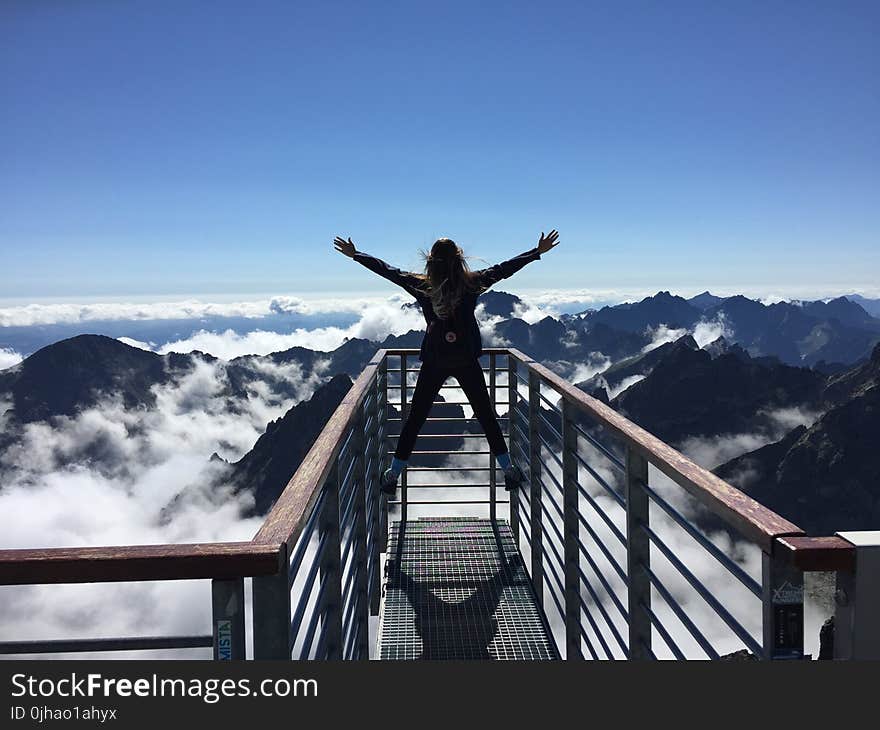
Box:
[1,1,877,298]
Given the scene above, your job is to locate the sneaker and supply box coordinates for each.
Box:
[380,467,399,495]
[502,463,526,491]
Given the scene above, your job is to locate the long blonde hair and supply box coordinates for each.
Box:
[412,238,482,319]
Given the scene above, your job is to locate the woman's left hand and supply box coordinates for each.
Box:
[537,229,560,254]
[333,236,357,257]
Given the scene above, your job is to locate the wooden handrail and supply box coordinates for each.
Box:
[253,350,387,547]
[774,536,855,572]
[505,348,805,552]
[0,541,282,585]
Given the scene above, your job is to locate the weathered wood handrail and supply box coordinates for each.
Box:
[254,350,387,548]
[0,541,282,584]
[505,347,805,553]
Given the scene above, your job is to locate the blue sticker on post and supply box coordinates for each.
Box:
[217,619,233,660]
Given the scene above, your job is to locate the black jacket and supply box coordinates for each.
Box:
[352,246,541,364]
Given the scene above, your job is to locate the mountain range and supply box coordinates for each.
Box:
[1,289,879,534]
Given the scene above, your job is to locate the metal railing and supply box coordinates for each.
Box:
[0,348,872,659]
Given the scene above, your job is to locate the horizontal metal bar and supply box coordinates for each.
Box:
[392,482,496,488]
[641,560,720,659]
[299,573,329,660]
[288,491,326,584]
[573,422,626,472]
[637,478,762,598]
[577,590,615,660]
[404,466,498,472]
[386,433,506,439]
[578,565,629,655]
[640,520,760,654]
[387,416,508,422]
[642,599,686,660]
[571,449,625,508]
[539,411,563,445]
[0,635,213,655]
[385,400,510,407]
[385,449,491,456]
[386,500,509,505]
[538,389,563,414]
[399,483,497,489]
[576,483,627,547]
[289,533,329,638]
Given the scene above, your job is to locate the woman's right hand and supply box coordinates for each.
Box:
[537,229,560,254]
[333,236,357,258]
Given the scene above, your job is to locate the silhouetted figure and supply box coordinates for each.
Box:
[333,232,560,494]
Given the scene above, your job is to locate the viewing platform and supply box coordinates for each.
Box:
[0,348,877,661]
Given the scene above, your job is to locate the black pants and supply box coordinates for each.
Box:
[394,358,509,461]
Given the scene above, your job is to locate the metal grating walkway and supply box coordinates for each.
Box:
[378,517,559,660]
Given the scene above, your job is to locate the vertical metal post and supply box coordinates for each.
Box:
[528,368,543,607]
[379,357,389,555]
[317,457,344,660]
[351,403,370,659]
[561,399,582,660]
[507,354,520,543]
[370,359,385,614]
[399,353,408,525]
[252,544,291,659]
[624,445,651,659]
[212,578,245,660]
[762,551,804,659]
[833,531,880,660]
[488,352,497,523]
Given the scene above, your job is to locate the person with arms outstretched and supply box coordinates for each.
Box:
[333,231,560,494]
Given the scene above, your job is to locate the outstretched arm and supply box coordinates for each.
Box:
[334,236,422,298]
[473,229,559,291]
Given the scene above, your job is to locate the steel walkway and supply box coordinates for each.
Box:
[378,517,558,660]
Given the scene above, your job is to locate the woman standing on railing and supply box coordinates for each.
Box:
[333,231,560,494]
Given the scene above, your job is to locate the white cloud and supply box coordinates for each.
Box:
[116,337,155,351]
[0,354,331,658]
[0,348,23,370]
[0,294,384,328]
[693,314,732,348]
[642,325,688,353]
[570,353,612,384]
[606,374,646,399]
[677,406,821,470]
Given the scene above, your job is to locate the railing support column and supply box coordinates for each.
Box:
[370,359,385,615]
[625,446,651,659]
[561,399,582,659]
[831,530,880,660]
[832,531,880,660]
[317,463,344,660]
[399,353,408,524]
[252,544,290,659]
[761,550,804,659]
[507,355,520,544]
[489,352,497,523]
[528,369,543,607]
[379,357,389,556]
[352,404,370,659]
[212,578,245,660]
